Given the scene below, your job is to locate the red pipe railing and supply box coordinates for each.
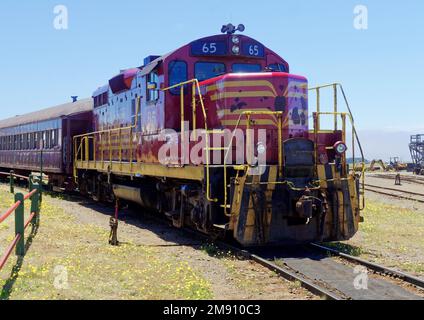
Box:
[24,212,37,230]
[0,234,22,270]
[0,201,21,224]
[24,189,37,201]
[0,174,42,272]
[0,172,29,181]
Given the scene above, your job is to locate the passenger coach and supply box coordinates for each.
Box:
[0,99,92,189]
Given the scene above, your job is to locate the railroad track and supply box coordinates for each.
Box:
[364,183,424,203]
[202,235,424,300]
[310,243,424,290]
[368,173,424,185]
[243,243,424,300]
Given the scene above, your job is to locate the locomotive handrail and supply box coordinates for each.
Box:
[309,83,366,210]
[0,175,42,271]
[309,83,365,168]
[313,111,366,210]
[220,110,284,216]
[161,78,216,203]
[73,97,141,180]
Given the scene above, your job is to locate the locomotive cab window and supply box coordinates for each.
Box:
[232,63,262,73]
[195,62,226,82]
[168,60,188,95]
[147,71,159,102]
[267,63,288,72]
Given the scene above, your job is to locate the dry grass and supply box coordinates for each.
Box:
[0,185,213,300]
[332,199,424,275]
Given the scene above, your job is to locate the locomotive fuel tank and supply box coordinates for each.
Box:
[112,184,158,210]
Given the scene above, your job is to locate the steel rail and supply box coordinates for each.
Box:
[368,174,424,185]
[248,252,344,300]
[310,243,424,290]
[365,186,424,203]
[365,184,424,197]
[178,227,346,300]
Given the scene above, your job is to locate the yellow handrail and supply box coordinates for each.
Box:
[309,83,366,210]
[161,79,216,202]
[73,97,141,180]
[221,110,284,216]
[313,110,366,210]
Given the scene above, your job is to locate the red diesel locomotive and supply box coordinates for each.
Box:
[0,25,365,246]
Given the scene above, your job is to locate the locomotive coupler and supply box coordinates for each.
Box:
[295,188,317,219]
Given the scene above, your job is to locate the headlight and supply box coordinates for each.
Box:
[257,142,266,155]
[334,141,348,154]
[232,45,240,55]
[231,36,240,44]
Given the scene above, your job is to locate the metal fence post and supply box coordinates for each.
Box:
[30,183,40,225]
[29,174,33,191]
[40,146,43,204]
[9,170,14,194]
[15,193,25,256]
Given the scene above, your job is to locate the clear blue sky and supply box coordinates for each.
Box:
[0,0,423,134]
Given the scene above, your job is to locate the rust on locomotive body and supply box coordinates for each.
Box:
[0,25,365,246]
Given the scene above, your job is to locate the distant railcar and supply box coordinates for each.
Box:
[0,99,92,189]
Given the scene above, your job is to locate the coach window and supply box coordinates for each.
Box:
[50,130,55,148]
[195,62,226,82]
[42,131,46,149]
[147,71,159,102]
[47,131,52,149]
[54,129,59,147]
[26,134,29,149]
[169,60,188,95]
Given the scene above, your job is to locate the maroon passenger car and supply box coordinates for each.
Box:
[0,99,92,188]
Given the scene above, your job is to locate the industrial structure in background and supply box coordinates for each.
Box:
[410,134,424,175]
[388,157,408,172]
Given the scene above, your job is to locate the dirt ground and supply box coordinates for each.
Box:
[0,184,316,300]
